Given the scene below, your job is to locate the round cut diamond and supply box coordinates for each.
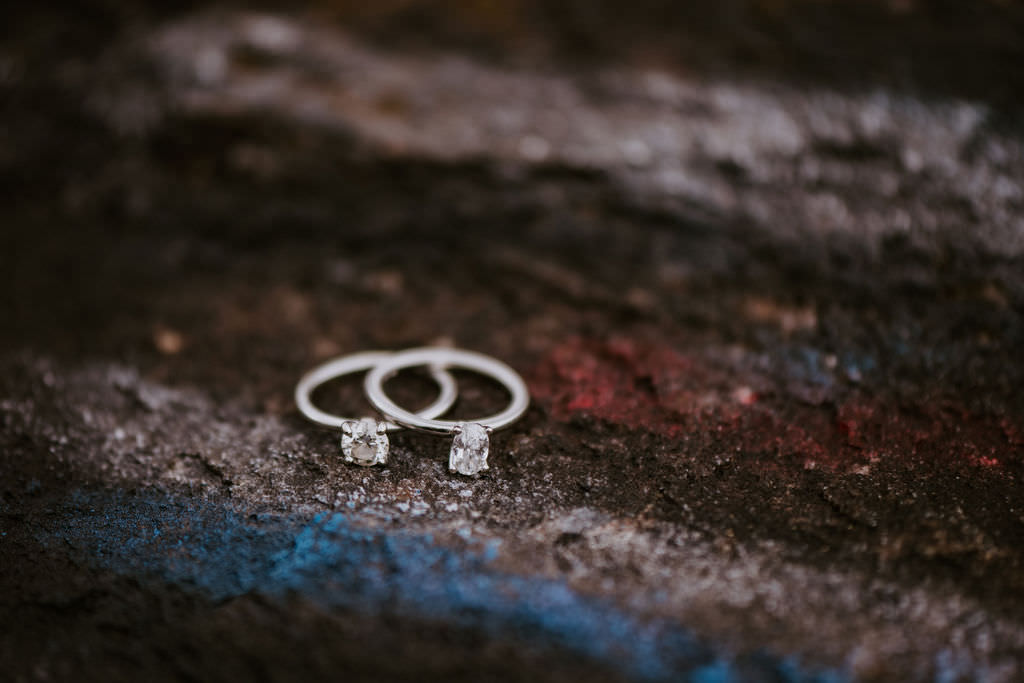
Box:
[341,417,388,466]
[449,422,489,475]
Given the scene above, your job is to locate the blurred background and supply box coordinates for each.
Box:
[2,2,1024,682]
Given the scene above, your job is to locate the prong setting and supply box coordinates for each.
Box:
[448,422,489,476]
[340,417,389,466]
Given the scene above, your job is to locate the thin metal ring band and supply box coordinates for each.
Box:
[295,351,458,430]
[364,347,530,434]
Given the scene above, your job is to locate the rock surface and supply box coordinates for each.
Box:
[2,2,1023,681]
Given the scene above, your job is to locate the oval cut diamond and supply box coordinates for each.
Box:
[341,417,388,466]
[449,422,489,475]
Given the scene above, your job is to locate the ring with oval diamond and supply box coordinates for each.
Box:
[295,351,458,467]
[364,347,530,476]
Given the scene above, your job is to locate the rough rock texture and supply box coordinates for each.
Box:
[2,2,1024,681]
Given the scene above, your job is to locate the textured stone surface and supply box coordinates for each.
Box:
[2,2,1024,682]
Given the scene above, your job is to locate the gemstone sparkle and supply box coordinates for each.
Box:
[341,417,388,466]
[449,422,489,475]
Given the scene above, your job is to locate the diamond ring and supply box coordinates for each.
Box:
[295,351,458,467]
[364,347,530,476]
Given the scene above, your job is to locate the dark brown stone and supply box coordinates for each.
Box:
[2,2,1023,681]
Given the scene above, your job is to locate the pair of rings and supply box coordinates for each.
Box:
[294,347,530,476]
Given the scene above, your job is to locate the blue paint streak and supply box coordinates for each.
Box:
[38,490,844,683]
[691,659,734,683]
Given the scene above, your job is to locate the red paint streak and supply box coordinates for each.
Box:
[530,337,703,438]
[530,337,1023,472]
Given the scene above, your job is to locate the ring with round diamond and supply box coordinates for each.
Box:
[295,351,458,467]
[363,347,530,476]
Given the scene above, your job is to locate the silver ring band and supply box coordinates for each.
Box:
[364,347,530,434]
[295,351,457,430]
